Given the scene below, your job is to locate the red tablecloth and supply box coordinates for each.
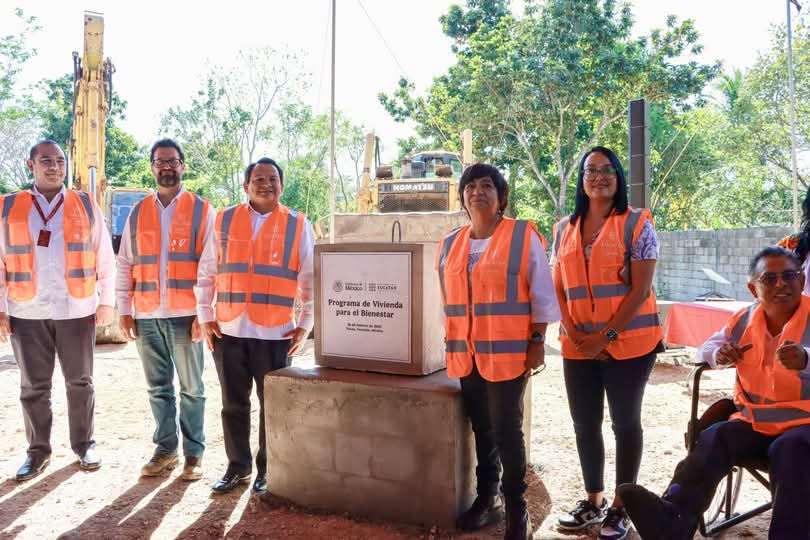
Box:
[663,301,752,348]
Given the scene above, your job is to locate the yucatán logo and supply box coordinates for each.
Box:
[332,280,344,293]
[377,283,397,291]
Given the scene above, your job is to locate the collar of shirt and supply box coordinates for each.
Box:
[31,183,67,211]
[247,202,277,218]
[155,186,186,210]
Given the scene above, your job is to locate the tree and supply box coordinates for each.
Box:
[380,0,719,231]
[0,8,40,191]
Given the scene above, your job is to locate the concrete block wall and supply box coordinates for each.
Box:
[655,226,791,301]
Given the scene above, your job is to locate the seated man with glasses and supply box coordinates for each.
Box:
[618,245,810,539]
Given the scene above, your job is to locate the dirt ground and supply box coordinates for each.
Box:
[0,325,771,539]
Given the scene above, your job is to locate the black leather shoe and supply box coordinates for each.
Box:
[15,455,51,481]
[617,483,695,540]
[252,473,267,493]
[78,447,102,471]
[456,495,504,531]
[504,508,531,540]
[211,471,251,494]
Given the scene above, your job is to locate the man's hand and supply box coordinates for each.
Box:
[119,315,138,342]
[715,342,753,366]
[576,333,610,359]
[201,321,222,352]
[776,340,809,370]
[284,327,309,356]
[0,312,11,343]
[96,305,114,327]
[562,325,586,346]
[525,342,545,377]
[191,317,202,343]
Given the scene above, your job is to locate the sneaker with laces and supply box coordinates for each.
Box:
[141,453,178,477]
[598,507,631,540]
[558,498,608,530]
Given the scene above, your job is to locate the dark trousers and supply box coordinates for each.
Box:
[213,334,291,476]
[10,314,96,457]
[563,351,656,493]
[669,420,810,539]
[459,361,528,512]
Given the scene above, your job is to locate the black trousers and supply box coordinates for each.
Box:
[459,361,528,512]
[213,334,290,476]
[10,314,96,457]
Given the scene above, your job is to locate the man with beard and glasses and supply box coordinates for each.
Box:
[116,138,215,481]
[1,140,114,481]
[196,157,314,494]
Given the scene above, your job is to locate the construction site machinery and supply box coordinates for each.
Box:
[357,129,473,213]
[68,12,151,342]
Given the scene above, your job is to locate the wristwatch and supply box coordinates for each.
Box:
[605,328,619,342]
[529,331,545,345]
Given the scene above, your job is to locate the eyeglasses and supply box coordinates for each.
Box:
[756,270,802,286]
[152,158,183,167]
[583,167,617,179]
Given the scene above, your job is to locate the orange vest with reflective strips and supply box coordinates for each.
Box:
[553,207,663,360]
[437,218,536,382]
[215,203,304,327]
[724,297,810,436]
[1,189,96,301]
[129,191,209,313]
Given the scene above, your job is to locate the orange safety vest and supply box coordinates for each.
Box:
[436,218,536,382]
[129,191,209,313]
[553,207,663,360]
[215,203,304,327]
[725,297,810,436]
[1,189,96,301]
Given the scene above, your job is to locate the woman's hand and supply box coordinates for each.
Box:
[575,332,611,359]
[562,324,586,347]
[525,341,545,377]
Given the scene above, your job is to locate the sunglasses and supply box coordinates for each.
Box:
[756,270,802,286]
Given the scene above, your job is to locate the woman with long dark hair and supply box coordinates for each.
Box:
[552,146,664,540]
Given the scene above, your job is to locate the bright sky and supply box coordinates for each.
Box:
[1,1,793,163]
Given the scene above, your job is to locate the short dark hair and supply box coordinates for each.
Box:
[457,162,508,215]
[244,157,284,185]
[571,146,629,225]
[748,246,802,279]
[150,138,184,162]
[29,139,63,160]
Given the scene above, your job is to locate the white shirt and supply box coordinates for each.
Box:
[116,187,216,319]
[0,185,115,320]
[195,203,315,340]
[468,233,562,323]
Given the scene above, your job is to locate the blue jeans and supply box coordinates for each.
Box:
[135,316,205,457]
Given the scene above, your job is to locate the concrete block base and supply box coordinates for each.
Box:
[264,367,532,528]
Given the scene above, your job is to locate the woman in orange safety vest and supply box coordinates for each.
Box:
[437,163,561,540]
[552,146,664,540]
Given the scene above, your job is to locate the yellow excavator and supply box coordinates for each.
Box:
[356,129,472,213]
[68,11,150,342]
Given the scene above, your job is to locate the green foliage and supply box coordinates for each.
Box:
[380,0,719,227]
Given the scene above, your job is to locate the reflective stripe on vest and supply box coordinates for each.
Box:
[728,298,810,434]
[130,192,207,312]
[215,204,303,326]
[556,207,663,359]
[1,190,95,301]
[437,218,534,382]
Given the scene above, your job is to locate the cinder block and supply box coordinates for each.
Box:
[264,367,530,528]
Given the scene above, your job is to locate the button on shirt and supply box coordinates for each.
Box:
[116,187,216,319]
[195,203,315,340]
[0,185,115,320]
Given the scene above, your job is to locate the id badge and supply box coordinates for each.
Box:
[37,229,51,247]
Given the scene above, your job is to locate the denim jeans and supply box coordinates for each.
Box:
[135,316,205,457]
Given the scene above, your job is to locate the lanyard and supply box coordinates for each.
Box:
[30,193,64,229]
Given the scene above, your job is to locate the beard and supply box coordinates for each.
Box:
[156,171,179,187]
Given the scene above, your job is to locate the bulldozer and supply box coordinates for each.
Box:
[68,12,151,342]
[356,129,472,213]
